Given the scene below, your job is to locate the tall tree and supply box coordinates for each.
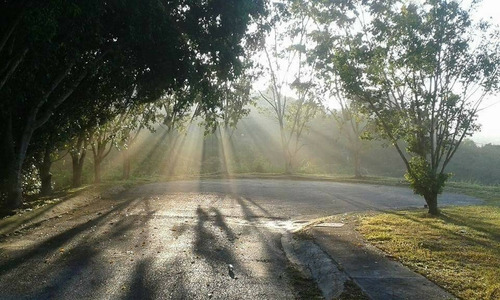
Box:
[311,24,374,178]
[69,131,90,188]
[313,0,500,214]
[118,104,158,180]
[90,118,124,184]
[330,100,373,178]
[0,0,267,209]
[28,130,66,196]
[258,1,321,173]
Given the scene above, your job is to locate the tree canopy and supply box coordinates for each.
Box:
[311,0,500,214]
[2,0,499,217]
[0,0,267,209]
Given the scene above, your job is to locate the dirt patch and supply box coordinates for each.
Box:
[0,185,127,238]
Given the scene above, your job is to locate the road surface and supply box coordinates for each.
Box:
[0,179,480,299]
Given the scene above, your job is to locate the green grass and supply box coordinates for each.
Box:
[445,181,500,206]
[358,206,500,299]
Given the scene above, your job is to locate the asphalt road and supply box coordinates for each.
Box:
[0,179,480,299]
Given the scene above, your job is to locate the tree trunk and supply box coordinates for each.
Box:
[122,150,131,180]
[279,124,292,174]
[218,127,230,176]
[285,155,293,174]
[38,156,52,196]
[37,143,53,196]
[5,163,23,209]
[424,193,439,215]
[1,110,33,210]
[94,159,101,184]
[2,149,24,209]
[92,137,114,184]
[40,171,52,196]
[72,163,83,187]
[353,150,362,178]
[71,151,85,188]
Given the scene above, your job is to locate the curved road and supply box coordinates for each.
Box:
[130,179,480,219]
[0,179,480,299]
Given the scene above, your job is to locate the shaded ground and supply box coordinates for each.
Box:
[0,179,480,299]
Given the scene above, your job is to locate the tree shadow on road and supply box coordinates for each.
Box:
[0,196,161,299]
[0,189,321,299]
[124,258,155,300]
[0,196,137,277]
[193,205,240,270]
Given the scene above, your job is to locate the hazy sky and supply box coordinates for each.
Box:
[471,0,500,145]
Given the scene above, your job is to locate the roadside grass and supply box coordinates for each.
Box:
[285,264,323,300]
[358,206,500,300]
[0,177,153,217]
[445,181,500,206]
[0,185,92,218]
[286,261,368,300]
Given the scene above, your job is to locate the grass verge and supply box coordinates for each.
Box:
[336,280,370,300]
[358,206,500,299]
[445,181,500,206]
[286,263,369,300]
[285,264,323,300]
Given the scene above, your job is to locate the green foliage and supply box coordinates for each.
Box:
[198,71,255,134]
[404,156,449,198]
[0,0,268,207]
[311,0,500,212]
[448,142,500,184]
[257,0,323,173]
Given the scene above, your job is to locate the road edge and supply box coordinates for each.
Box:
[281,232,349,299]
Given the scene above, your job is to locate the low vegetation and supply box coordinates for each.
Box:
[358,206,500,299]
[445,182,500,206]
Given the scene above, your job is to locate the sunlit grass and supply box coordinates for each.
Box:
[358,206,500,300]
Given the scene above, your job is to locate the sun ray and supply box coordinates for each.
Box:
[236,116,283,169]
[217,126,236,177]
[161,120,205,180]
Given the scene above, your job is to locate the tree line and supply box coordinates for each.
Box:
[1,0,499,215]
[0,0,266,210]
[43,103,500,188]
[256,0,499,214]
